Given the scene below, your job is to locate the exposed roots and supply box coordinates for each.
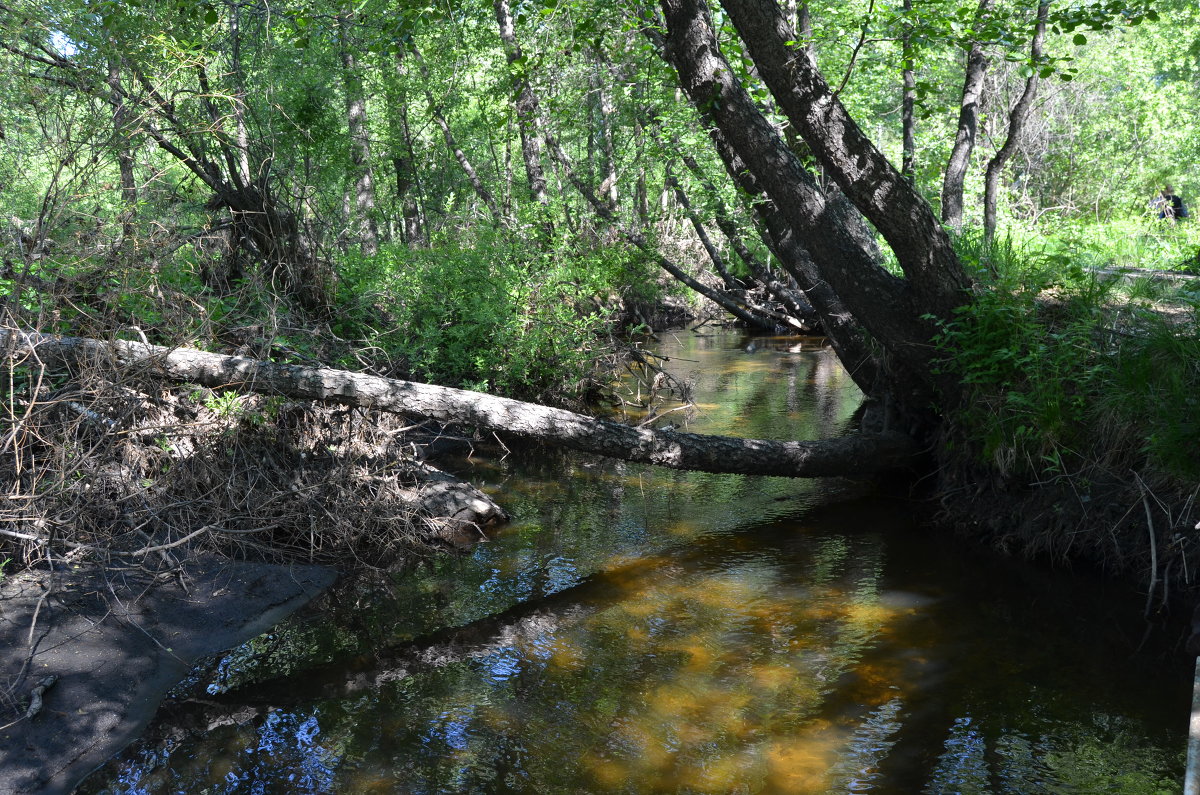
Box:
[935,435,1200,618]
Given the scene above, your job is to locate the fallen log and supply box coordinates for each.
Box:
[2,330,919,478]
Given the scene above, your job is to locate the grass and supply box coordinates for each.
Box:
[937,229,1200,485]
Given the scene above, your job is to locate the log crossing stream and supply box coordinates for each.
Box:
[85,330,1191,793]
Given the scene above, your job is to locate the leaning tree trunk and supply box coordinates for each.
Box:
[984,0,1049,247]
[409,43,504,226]
[714,0,970,327]
[940,0,994,231]
[2,330,919,479]
[653,0,977,430]
[658,0,959,423]
[542,130,793,331]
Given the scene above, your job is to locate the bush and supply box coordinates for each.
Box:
[335,231,659,402]
[934,236,1200,483]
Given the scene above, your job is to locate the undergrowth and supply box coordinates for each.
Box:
[334,230,663,403]
[936,232,1200,486]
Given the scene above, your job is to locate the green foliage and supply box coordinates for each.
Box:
[335,232,658,402]
[203,390,247,419]
[1039,216,1200,273]
[934,240,1200,481]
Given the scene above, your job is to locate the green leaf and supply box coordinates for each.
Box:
[204,7,218,24]
[1072,33,1087,45]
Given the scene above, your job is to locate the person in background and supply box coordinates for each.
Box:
[1157,184,1188,221]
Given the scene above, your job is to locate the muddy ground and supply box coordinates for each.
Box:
[0,558,336,795]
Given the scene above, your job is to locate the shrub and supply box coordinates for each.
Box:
[934,236,1200,483]
[335,231,659,402]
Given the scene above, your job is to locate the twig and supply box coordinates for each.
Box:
[1135,472,1158,617]
[834,0,877,96]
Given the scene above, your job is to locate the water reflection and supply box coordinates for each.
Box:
[86,331,1188,794]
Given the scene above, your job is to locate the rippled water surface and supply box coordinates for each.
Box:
[90,331,1190,794]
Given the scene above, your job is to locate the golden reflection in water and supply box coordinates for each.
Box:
[531,548,907,793]
[763,725,845,792]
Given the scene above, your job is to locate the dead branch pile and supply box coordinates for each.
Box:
[1,347,506,576]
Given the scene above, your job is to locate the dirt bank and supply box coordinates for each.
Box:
[0,558,336,795]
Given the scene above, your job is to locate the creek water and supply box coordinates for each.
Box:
[90,330,1190,794]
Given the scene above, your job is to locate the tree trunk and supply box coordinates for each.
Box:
[409,44,504,226]
[592,47,619,212]
[984,1,1049,246]
[667,172,740,290]
[229,0,252,188]
[940,0,994,231]
[900,0,916,181]
[338,14,380,256]
[493,0,551,214]
[657,0,953,419]
[3,330,919,479]
[388,48,425,246]
[713,0,969,328]
[670,144,816,324]
[106,57,137,244]
[542,130,790,331]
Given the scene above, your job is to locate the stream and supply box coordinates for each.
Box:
[87,330,1190,794]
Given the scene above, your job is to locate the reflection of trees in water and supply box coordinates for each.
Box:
[919,711,1179,794]
[797,349,847,432]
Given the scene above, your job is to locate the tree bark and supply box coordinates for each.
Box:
[338,13,380,256]
[900,0,916,180]
[666,168,820,332]
[229,0,252,188]
[940,0,994,231]
[389,50,425,246]
[3,330,919,479]
[670,144,817,325]
[983,1,1048,246]
[713,0,970,328]
[591,46,620,212]
[106,57,137,243]
[656,0,945,411]
[493,0,551,213]
[667,172,741,290]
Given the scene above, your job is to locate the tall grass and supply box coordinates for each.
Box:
[334,230,663,403]
[936,230,1200,484]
